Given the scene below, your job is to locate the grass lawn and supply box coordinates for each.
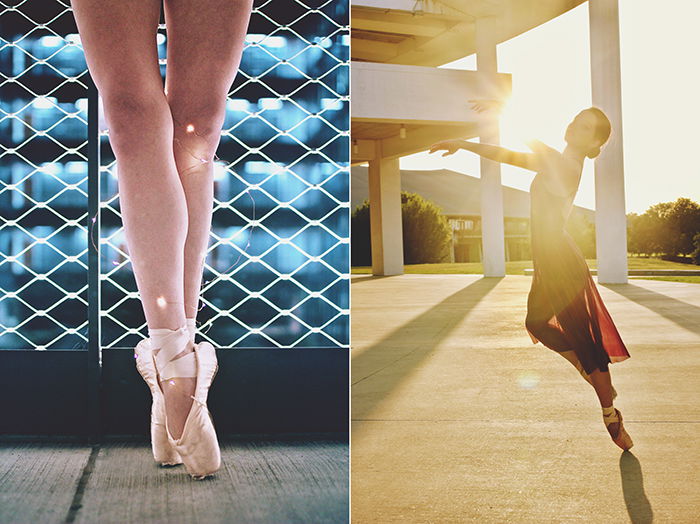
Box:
[629,276,700,284]
[352,257,700,283]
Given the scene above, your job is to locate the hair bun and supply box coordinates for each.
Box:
[586,146,601,159]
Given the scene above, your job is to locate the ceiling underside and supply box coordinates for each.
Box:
[351,0,587,66]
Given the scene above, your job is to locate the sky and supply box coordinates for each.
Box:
[398,0,700,214]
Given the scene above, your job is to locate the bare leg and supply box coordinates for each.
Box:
[526,316,595,385]
[163,0,253,320]
[589,369,619,437]
[72,0,186,330]
[151,0,252,438]
[557,350,590,379]
[72,0,192,438]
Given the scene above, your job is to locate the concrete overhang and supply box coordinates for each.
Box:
[351,0,587,66]
[351,61,511,164]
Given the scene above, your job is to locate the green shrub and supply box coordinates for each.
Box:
[350,191,452,266]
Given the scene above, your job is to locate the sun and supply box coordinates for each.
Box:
[498,95,536,149]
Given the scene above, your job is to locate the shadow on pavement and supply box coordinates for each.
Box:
[601,282,700,336]
[352,276,502,420]
[350,274,393,284]
[620,451,654,524]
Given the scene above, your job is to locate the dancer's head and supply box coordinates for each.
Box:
[564,107,612,159]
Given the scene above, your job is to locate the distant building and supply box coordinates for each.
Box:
[351,165,594,262]
[351,0,628,282]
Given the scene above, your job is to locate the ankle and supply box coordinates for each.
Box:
[186,317,196,343]
[602,404,618,425]
[148,325,196,380]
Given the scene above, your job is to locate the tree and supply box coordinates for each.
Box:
[350,199,371,267]
[693,233,700,265]
[627,197,700,261]
[664,198,700,256]
[400,191,452,264]
[350,191,452,266]
[627,212,661,256]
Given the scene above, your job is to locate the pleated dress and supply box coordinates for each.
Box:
[525,148,630,374]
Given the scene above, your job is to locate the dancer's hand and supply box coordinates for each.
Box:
[468,98,505,114]
[429,140,463,157]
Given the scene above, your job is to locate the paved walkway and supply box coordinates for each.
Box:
[1,436,348,524]
[351,275,700,523]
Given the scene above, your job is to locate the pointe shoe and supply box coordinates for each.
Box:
[157,339,221,480]
[603,407,634,451]
[134,338,183,466]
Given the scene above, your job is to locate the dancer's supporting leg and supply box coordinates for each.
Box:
[526,310,591,380]
[73,0,185,329]
[163,0,253,328]
[589,369,619,437]
[72,0,193,439]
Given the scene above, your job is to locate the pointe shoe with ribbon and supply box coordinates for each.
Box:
[603,406,634,451]
[134,338,183,466]
[149,325,221,480]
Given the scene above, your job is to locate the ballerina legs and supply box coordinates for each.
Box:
[72,0,254,476]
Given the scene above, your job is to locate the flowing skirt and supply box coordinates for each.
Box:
[525,229,630,374]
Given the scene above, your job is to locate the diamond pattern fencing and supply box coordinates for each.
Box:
[0,0,349,351]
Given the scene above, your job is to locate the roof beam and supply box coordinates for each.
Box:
[352,0,465,17]
[352,11,456,37]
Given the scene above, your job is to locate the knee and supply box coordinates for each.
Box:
[101,90,167,142]
[168,100,226,162]
[525,314,539,334]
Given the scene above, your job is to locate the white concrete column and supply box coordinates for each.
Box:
[589,0,628,284]
[368,155,404,275]
[475,15,506,277]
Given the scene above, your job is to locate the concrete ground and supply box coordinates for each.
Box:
[0,436,348,524]
[351,275,700,523]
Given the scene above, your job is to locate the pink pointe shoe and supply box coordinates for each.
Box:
[156,333,221,480]
[134,338,182,466]
[135,332,221,479]
[603,407,634,451]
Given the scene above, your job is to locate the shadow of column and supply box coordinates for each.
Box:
[352,276,503,420]
[620,451,654,523]
[601,282,700,336]
[350,275,390,285]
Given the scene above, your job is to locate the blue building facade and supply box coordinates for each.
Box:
[0,1,349,351]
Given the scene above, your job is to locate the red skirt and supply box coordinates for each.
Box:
[525,231,630,374]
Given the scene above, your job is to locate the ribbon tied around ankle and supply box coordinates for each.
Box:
[149,325,198,381]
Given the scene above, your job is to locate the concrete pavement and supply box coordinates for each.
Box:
[1,437,348,524]
[351,275,700,523]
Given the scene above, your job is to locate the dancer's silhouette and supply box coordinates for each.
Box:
[430,106,633,450]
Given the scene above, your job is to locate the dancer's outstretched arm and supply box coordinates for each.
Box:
[429,139,543,171]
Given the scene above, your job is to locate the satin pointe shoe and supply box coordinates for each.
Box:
[152,330,221,480]
[134,338,183,466]
[603,406,634,451]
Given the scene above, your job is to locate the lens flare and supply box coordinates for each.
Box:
[516,370,540,389]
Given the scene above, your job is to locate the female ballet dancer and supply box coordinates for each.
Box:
[72,0,253,478]
[429,106,633,451]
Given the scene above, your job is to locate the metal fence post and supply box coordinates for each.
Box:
[86,73,102,442]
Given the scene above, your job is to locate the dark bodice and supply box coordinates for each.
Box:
[529,159,581,269]
[530,173,573,228]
